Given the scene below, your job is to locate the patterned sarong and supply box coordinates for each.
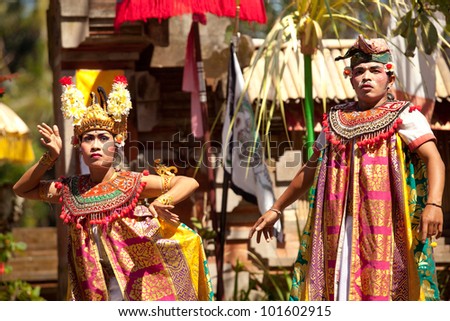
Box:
[290,102,439,301]
[67,215,213,301]
[61,171,213,301]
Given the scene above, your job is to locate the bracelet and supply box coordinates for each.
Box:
[39,151,56,169]
[426,202,442,209]
[161,175,173,194]
[155,194,174,206]
[269,208,282,217]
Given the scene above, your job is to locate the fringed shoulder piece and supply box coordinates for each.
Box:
[59,171,146,229]
[323,101,410,149]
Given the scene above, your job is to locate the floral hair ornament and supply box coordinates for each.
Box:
[343,66,352,78]
[59,75,132,147]
[384,62,395,73]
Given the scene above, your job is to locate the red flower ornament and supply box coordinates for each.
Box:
[384,62,394,73]
[59,76,73,86]
[343,67,352,78]
[114,75,128,85]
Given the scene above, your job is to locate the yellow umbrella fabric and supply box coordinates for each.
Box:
[0,102,35,164]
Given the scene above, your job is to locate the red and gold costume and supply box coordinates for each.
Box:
[58,170,213,301]
[52,75,213,301]
[290,101,440,301]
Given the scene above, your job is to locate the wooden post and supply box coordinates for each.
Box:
[192,20,223,300]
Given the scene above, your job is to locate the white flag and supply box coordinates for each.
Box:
[222,43,282,241]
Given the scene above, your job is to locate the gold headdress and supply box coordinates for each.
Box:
[59,75,132,146]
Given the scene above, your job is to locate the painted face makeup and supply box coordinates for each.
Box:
[350,62,393,109]
[80,130,115,168]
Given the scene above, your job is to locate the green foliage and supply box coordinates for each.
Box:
[418,0,450,29]
[390,0,449,55]
[0,232,44,301]
[0,163,26,187]
[0,232,26,264]
[0,1,53,228]
[0,1,43,74]
[0,0,53,143]
[232,252,292,301]
[0,280,45,301]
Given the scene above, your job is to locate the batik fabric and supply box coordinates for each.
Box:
[290,101,440,301]
[59,170,213,301]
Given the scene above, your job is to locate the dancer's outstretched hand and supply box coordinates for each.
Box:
[38,123,62,161]
[148,200,180,225]
[248,209,280,243]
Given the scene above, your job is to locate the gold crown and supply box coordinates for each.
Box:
[59,76,132,146]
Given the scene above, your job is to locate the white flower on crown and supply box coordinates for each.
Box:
[107,76,132,122]
[59,76,87,126]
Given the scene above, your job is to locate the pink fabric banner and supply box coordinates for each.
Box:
[182,23,204,138]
